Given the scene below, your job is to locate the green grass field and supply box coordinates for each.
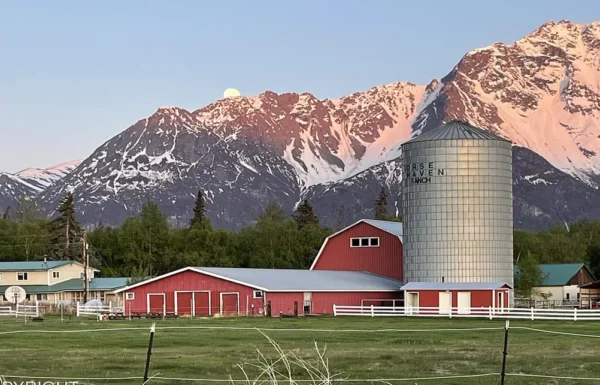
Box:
[0,315,599,385]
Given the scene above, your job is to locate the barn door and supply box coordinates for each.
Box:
[457,292,471,315]
[194,292,211,316]
[438,292,452,314]
[148,294,165,314]
[303,292,312,315]
[176,292,193,316]
[220,293,239,316]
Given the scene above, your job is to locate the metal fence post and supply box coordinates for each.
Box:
[142,323,156,384]
[500,320,510,385]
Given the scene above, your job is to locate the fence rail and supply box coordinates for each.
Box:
[76,302,123,317]
[333,305,600,321]
[0,303,39,318]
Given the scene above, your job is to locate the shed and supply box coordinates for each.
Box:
[515,263,595,303]
[115,267,403,317]
[400,282,511,315]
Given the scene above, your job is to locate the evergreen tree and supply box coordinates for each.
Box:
[190,189,208,228]
[374,186,388,220]
[49,192,82,260]
[3,206,11,220]
[293,200,320,229]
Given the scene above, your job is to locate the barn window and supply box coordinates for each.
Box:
[253,290,264,299]
[17,272,28,281]
[125,292,135,300]
[350,237,380,247]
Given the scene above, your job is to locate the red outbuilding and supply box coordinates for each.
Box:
[114,267,403,317]
[310,219,403,281]
[400,282,511,315]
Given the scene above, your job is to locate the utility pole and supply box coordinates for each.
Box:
[83,230,89,303]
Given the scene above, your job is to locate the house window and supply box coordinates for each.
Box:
[566,293,570,300]
[125,292,135,300]
[577,292,580,300]
[350,237,380,248]
[17,272,28,281]
[36,294,48,301]
[253,290,264,299]
[52,271,60,279]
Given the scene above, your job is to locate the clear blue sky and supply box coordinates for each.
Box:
[1,0,598,172]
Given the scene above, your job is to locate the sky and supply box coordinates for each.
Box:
[1,0,599,172]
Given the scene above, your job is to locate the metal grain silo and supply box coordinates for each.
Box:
[401,120,513,288]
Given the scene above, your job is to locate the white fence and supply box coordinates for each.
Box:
[333,305,600,321]
[0,303,40,318]
[76,302,123,317]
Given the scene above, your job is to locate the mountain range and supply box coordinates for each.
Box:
[2,20,600,231]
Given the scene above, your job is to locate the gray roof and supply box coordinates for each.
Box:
[197,267,403,292]
[361,219,403,238]
[0,260,73,271]
[404,120,510,144]
[401,282,511,290]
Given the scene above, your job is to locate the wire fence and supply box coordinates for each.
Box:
[1,322,600,384]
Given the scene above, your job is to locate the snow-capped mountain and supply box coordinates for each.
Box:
[7,19,600,230]
[0,160,80,212]
[41,83,424,229]
[15,160,81,192]
[412,20,600,185]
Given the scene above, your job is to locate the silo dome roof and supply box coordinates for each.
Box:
[404,120,511,143]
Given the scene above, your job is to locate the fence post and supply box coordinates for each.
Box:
[489,306,492,320]
[500,320,510,385]
[109,302,112,314]
[530,307,534,321]
[76,301,80,317]
[142,323,156,385]
[35,300,39,317]
[371,305,374,317]
[333,305,337,317]
[15,304,19,318]
[574,307,578,321]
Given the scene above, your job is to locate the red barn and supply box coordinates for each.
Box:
[310,219,403,281]
[114,267,403,317]
[401,282,511,314]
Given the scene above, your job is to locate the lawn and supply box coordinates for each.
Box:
[0,315,599,384]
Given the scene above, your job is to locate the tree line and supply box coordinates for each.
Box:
[0,186,398,280]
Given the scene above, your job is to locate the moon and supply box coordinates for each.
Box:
[224,88,241,98]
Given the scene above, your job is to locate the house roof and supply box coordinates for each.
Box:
[403,120,510,144]
[401,282,512,291]
[514,263,592,286]
[115,267,403,293]
[0,277,129,295]
[0,261,72,271]
[309,219,403,270]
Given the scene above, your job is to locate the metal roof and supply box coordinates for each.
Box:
[361,219,403,237]
[0,277,129,295]
[401,282,511,290]
[196,267,403,292]
[404,120,510,144]
[0,261,72,271]
[515,263,592,287]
